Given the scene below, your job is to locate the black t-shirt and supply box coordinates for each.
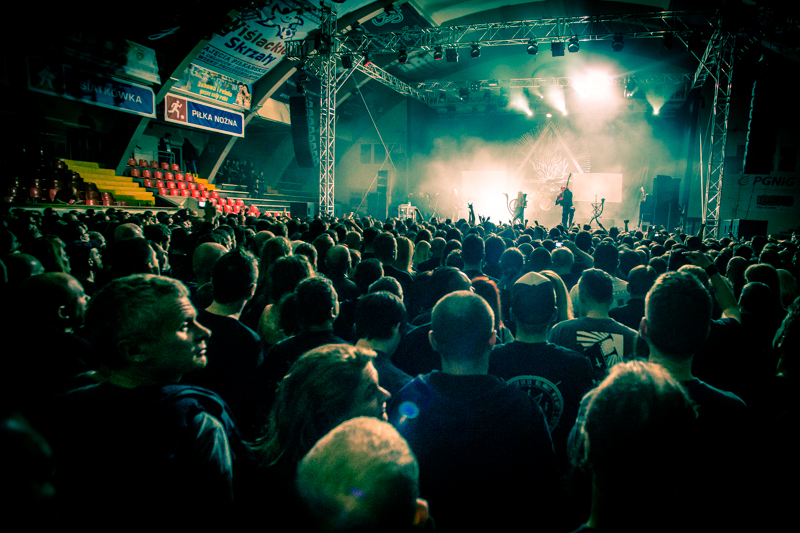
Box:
[489,341,594,464]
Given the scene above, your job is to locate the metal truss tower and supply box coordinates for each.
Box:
[696,31,736,239]
[318,8,337,217]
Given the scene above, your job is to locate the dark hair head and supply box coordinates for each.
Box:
[354,259,384,293]
[593,242,619,275]
[461,234,485,264]
[368,277,403,300]
[644,272,711,359]
[472,277,504,330]
[296,276,338,328]
[627,265,658,298]
[372,233,397,264]
[212,248,258,304]
[268,255,314,303]
[578,268,613,305]
[356,291,407,340]
[109,237,158,279]
[528,247,553,272]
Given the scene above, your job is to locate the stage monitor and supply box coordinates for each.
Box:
[568,173,623,203]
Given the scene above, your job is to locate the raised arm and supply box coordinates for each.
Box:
[686,251,741,322]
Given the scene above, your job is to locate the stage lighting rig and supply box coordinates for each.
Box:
[568,36,580,53]
[362,51,372,67]
[471,44,481,58]
[527,39,538,55]
[446,48,459,62]
[434,46,443,60]
[551,42,565,57]
[341,55,353,69]
[398,48,408,64]
[612,34,624,52]
[459,88,470,100]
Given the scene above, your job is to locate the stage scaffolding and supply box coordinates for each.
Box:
[287,8,732,222]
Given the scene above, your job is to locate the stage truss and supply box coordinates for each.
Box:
[288,8,732,229]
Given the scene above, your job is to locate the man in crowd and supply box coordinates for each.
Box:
[183,249,266,440]
[390,291,558,531]
[549,268,637,382]
[50,274,250,526]
[489,271,594,465]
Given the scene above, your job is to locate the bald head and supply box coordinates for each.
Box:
[19,273,87,330]
[114,223,144,242]
[326,245,352,275]
[193,242,227,285]
[3,253,45,285]
[430,291,495,364]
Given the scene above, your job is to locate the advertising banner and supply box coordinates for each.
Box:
[194,0,373,84]
[732,174,798,212]
[164,93,244,137]
[172,63,253,110]
[27,57,155,117]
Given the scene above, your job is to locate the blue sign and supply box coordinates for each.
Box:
[165,93,245,137]
[27,58,155,117]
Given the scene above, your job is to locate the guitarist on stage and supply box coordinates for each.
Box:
[555,174,575,229]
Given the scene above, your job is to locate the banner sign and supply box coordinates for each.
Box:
[27,58,155,117]
[194,0,372,84]
[734,174,798,212]
[164,93,244,137]
[172,63,253,110]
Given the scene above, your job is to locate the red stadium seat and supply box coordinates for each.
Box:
[86,198,99,206]
[175,173,184,181]
[49,189,59,201]
[177,182,187,190]
[185,175,195,182]
[167,181,177,189]
[155,180,166,188]
[154,171,164,180]
[223,205,232,213]
[165,172,174,181]
[138,159,148,168]
[197,183,206,191]
[181,190,191,197]
[171,163,181,172]
[130,168,141,178]
[143,179,154,188]
[160,162,170,170]
[191,190,201,198]
[235,199,244,206]
[150,161,159,169]
[209,198,218,205]
[187,182,196,191]
[158,187,169,196]
[211,191,219,199]
[127,158,137,167]
[170,189,181,196]
[201,191,210,198]
[142,169,152,178]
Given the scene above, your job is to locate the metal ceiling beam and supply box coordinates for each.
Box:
[286,9,717,57]
[415,73,691,92]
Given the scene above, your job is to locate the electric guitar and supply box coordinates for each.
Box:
[556,173,572,204]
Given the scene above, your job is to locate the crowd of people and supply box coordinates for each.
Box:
[1,202,798,531]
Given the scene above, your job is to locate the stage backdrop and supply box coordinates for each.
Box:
[568,173,623,203]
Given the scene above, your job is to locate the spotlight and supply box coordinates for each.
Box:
[568,36,580,53]
[459,88,469,100]
[362,51,371,67]
[551,42,565,57]
[546,113,552,118]
[350,21,364,34]
[341,55,353,69]
[612,33,624,52]
[663,33,674,50]
[433,46,443,60]
[486,79,499,87]
[470,81,480,91]
[446,48,458,62]
[527,39,538,55]
[437,91,447,104]
[398,48,408,64]
[471,44,480,59]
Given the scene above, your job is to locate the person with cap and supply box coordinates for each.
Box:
[489,271,594,467]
